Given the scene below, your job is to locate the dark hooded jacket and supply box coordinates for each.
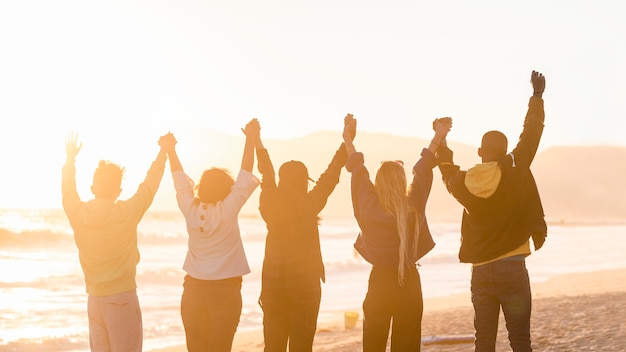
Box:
[438,96,548,263]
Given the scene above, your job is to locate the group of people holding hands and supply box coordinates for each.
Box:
[62,70,547,352]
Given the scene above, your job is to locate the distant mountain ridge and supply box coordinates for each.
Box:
[153,128,626,224]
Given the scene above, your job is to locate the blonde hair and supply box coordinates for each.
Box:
[374,161,420,286]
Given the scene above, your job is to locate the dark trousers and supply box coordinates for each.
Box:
[471,258,532,352]
[362,266,423,352]
[180,275,243,352]
[259,285,321,352]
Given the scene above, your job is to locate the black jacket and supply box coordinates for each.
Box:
[257,144,347,291]
[438,96,548,263]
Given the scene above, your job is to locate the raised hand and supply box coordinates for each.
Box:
[65,132,82,160]
[343,113,356,142]
[158,132,177,153]
[432,117,452,146]
[243,118,261,139]
[432,117,452,132]
[240,118,259,173]
[531,70,545,96]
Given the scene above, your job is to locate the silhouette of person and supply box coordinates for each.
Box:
[342,114,450,351]
[436,71,547,352]
[161,120,261,351]
[254,115,352,352]
[62,132,171,352]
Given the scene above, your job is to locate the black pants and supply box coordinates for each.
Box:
[180,275,242,352]
[362,266,423,352]
[259,285,321,352]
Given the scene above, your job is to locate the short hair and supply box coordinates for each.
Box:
[480,130,508,161]
[92,160,124,198]
[196,168,234,204]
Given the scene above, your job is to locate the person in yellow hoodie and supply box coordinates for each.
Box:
[62,132,172,352]
[437,71,547,352]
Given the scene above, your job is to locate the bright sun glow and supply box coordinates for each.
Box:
[1,1,625,211]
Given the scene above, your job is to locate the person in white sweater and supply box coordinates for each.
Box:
[162,119,260,351]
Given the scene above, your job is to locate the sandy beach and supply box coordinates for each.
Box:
[150,268,626,351]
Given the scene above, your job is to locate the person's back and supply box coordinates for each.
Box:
[259,162,329,291]
[68,196,146,295]
[438,75,547,263]
[255,119,349,352]
[343,114,447,352]
[61,133,169,352]
[437,71,547,352]
[162,121,261,352]
[258,149,347,292]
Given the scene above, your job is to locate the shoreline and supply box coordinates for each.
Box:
[150,267,626,351]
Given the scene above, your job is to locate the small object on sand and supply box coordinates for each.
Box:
[344,311,359,329]
[421,335,475,345]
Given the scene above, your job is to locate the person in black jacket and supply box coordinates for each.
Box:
[255,115,353,352]
[437,71,548,352]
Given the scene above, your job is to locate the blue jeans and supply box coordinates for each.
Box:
[259,286,321,352]
[181,275,242,352]
[471,258,532,352]
[362,266,423,352]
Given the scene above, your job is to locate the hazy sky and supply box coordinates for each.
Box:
[0,0,624,209]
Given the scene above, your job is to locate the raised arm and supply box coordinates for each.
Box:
[65,132,82,163]
[253,119,265,150]
[253,119,274,177]
[510,70,546,168]
[436,120,460,185]
[342,113,357,155]
[428,117,452,155]
[123,134,168,217]
[241,118,258,173]
[531,70,545,98]
[159,132,180,173]
[411,118,452,211]
[62,133,84,214]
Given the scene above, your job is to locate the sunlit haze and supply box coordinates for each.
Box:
[1,1,624,210]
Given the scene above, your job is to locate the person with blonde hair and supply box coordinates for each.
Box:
[342,115,451,351]
[161,119,261,351]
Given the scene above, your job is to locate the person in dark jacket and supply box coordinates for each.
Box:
[342,114,451,352]
[437,70,547,352]
[255,115,353,352]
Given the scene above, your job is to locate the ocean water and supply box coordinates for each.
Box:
[1,208,625,351]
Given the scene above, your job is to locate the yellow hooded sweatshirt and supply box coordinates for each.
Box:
[465,161,530,266]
